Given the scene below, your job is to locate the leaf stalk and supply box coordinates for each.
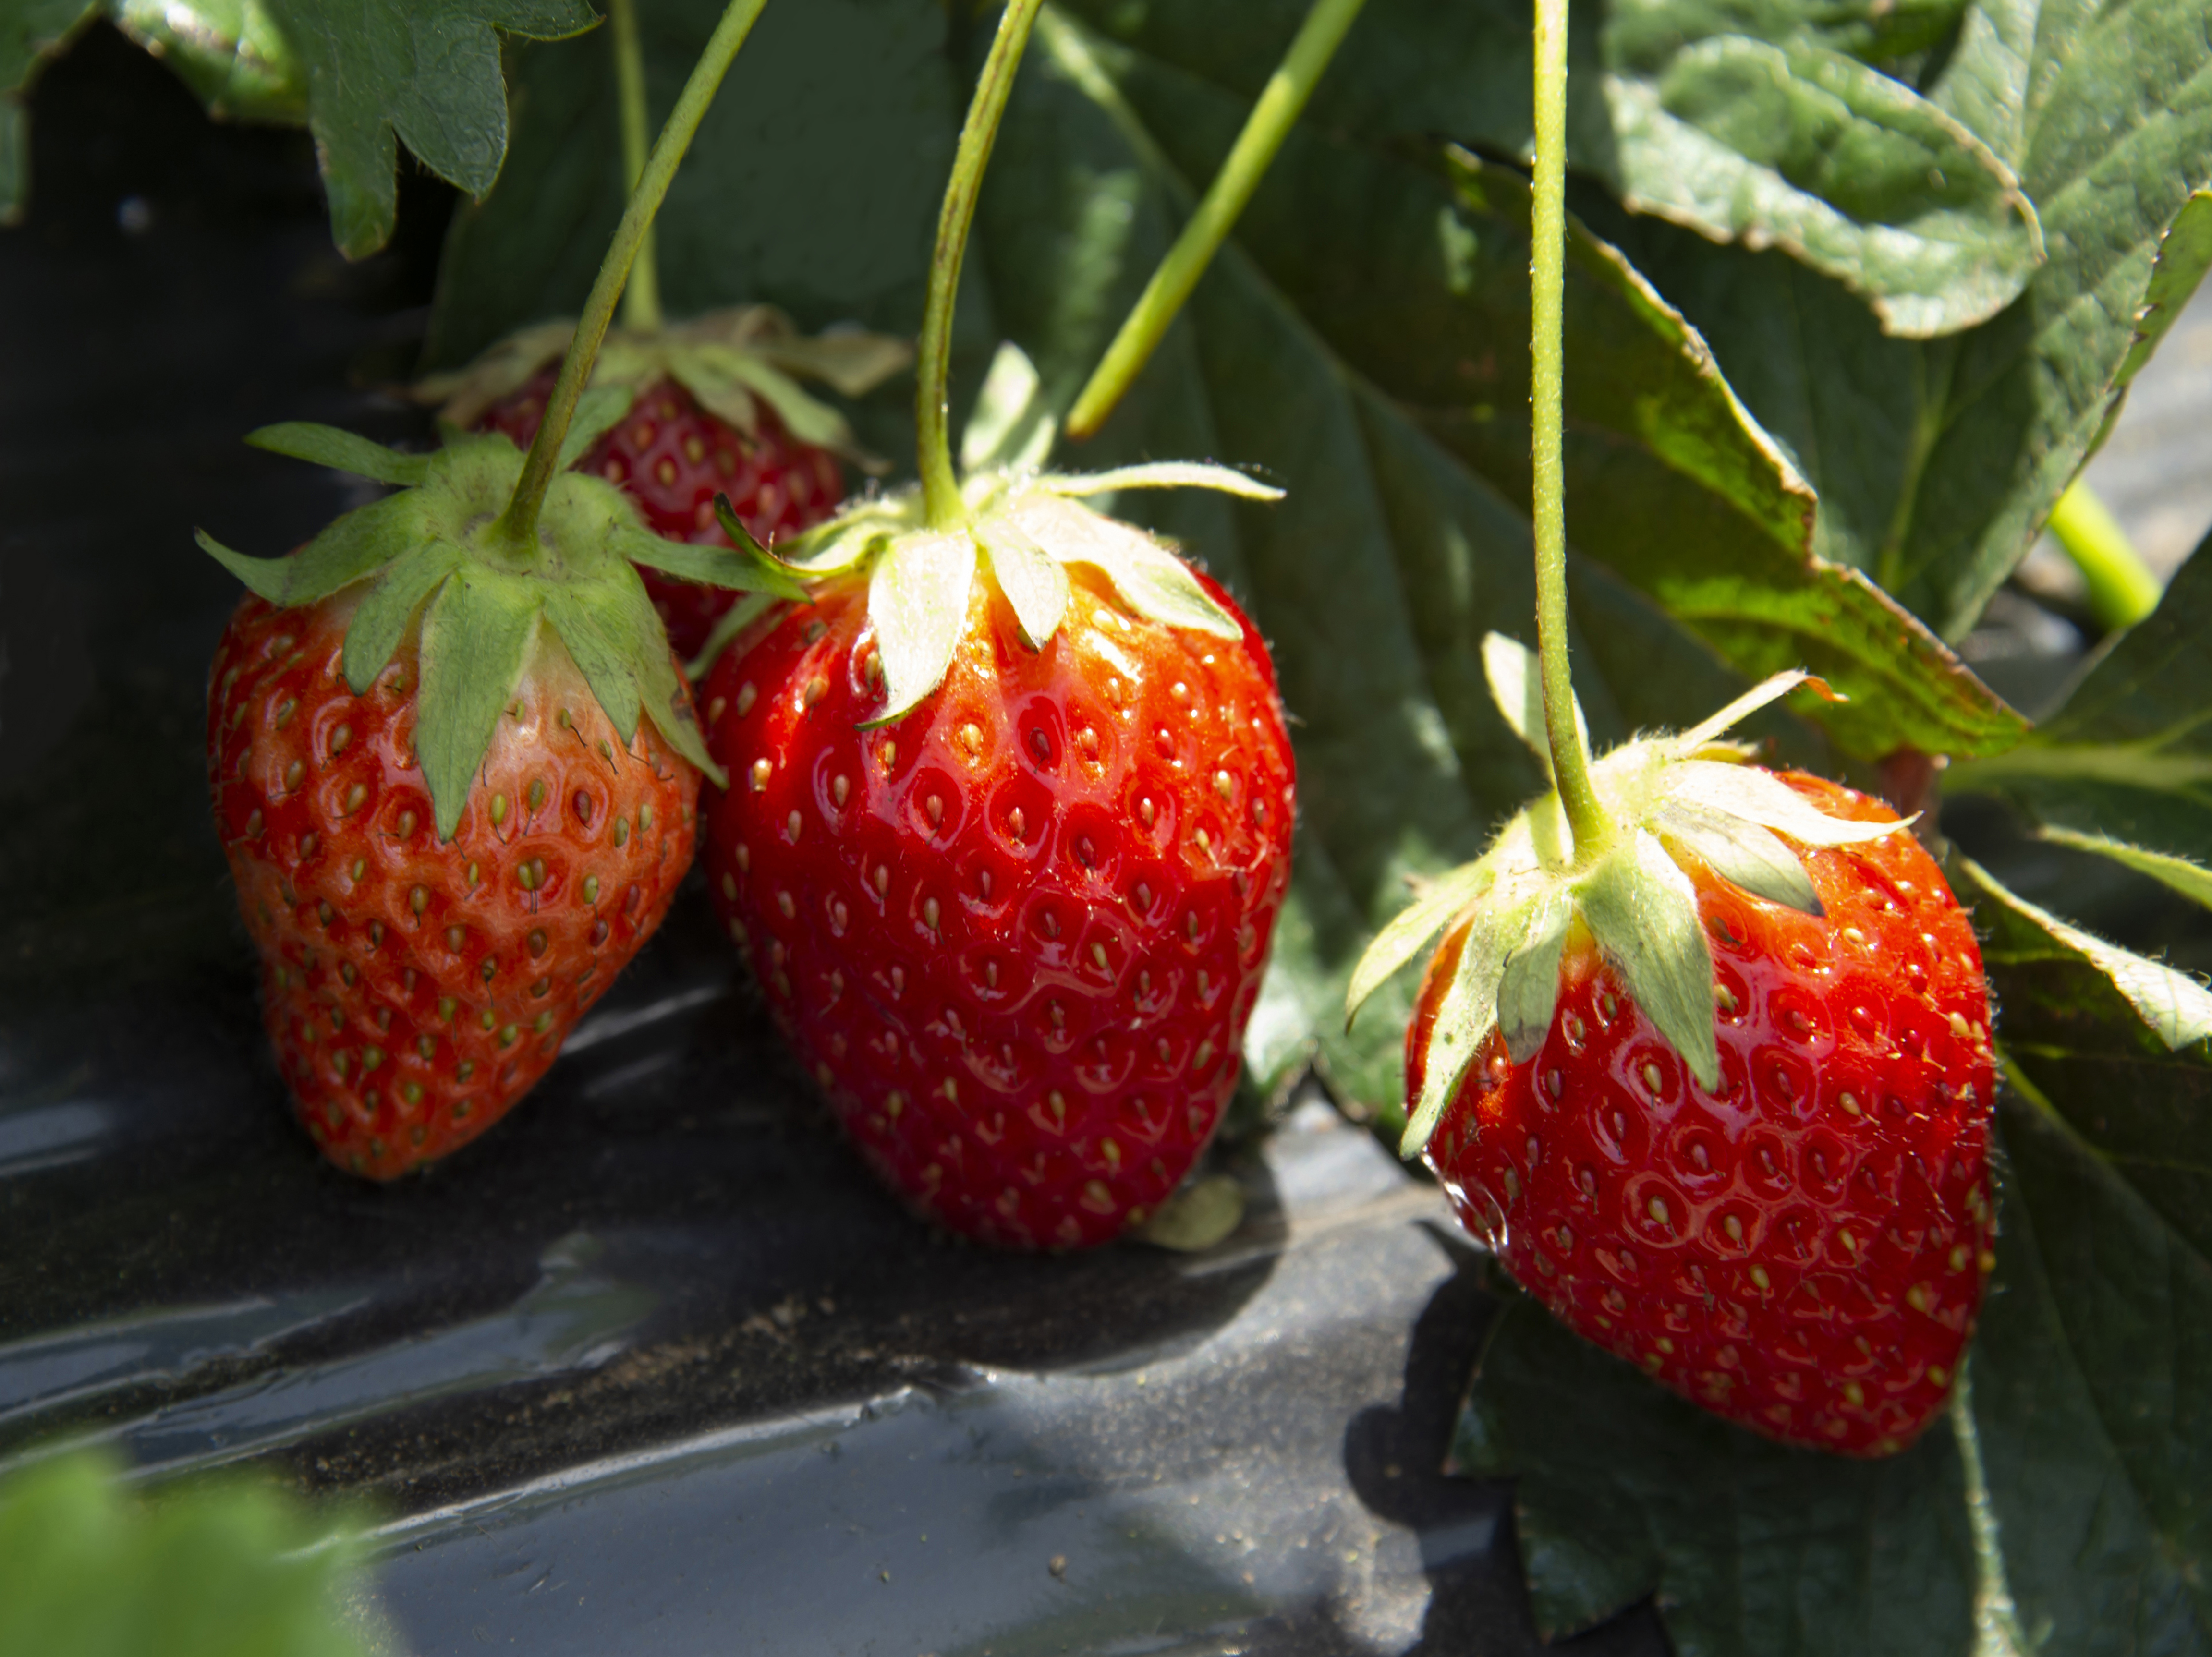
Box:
[610,0,665,333]
[916,0,1047,531]
[1529,0,1610,861]
[2048,480,2162,632]
[492,0,768,554]
[1063,0,1371,441]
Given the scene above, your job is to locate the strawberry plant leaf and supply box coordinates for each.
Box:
[5,0,589,251]
[245,422,433,486]
[0,1451,372,1657]
[1451,1293,1981,1654]
[1948,530,2212,866]
[263,0,599,258]
[341,540,462,693]
[1053,0,2044,338]
[1584,33,2212,639]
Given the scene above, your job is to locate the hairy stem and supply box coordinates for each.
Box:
[2049,480,2163,632]
[611,0,664,333]
[494,0,767,550]
[917,0,1047,530]
[1063,0,1370,441]
[1530,0,1609,859]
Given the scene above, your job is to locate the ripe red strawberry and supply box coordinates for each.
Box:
[421,308,911,660]
[1412,771,1994,1455]
[200,422,795,1177]
[477,371,844,659]
[209,591,699,1177]
[1350,639,1995,1455]
[698,488,1295,1250]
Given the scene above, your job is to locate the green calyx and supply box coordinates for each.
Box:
[1348,634,1917,1161]
[198,421,805,840]
[727,344,1280,726]
[415,306,913,471]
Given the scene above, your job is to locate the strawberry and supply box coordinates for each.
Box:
[199,420,798,1177]
[697,451,1295,1250]
[476,372,841,659]
[1351,639,1995,1455]
[421,307,910,660]
[208,589,698,1177]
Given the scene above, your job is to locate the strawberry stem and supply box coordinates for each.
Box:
[916,0,1047,531]
[1529,0,1611,861]
[1062,0,1371,443]
[492,0,767,553]
[611,0,665,334]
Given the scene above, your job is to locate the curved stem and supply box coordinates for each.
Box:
[611,0,664,333]
[493,0,767,551]
[916,0,1046,530]
[1529,0,1609,860]
[1063,0,1369,441]
[2049,480,2162,632]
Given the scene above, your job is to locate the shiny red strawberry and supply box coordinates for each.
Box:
[1351,641,1995,1455]
[478,371,842,658]
[422,307,910,659]
[200,421,795,1177]
[699,472,1295,1250]
[1411,771,1994,1454]
[209,589,698,1176]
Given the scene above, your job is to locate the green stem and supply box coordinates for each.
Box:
[611,0,664,333]
[1529,0,1608,859]
[1063,0,1370,441]
[493,0,767,551]
[2049,479,2162,632]
[916,0,1046,530]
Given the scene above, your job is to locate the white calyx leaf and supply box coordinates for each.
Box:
[1000,494,1241,639]
[1040,461,1282,501]
[1655,799,1823,915]
[975,511,1070,649]
[866,529,977,726]
[1668,670,1840,755]
[1482,632,1589,778]
[1576,830,1719,1093]
[1346,853,1504,1026]
[1402,904,1519,1160]
[1665,761,1912,848]
[1497,891,1574,1063]
[961,342,1057,476]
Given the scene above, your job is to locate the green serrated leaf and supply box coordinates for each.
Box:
[341,541,460,694]
[975,512,1071,649]
[414,568,543,841]
[1496,890,1572,1063]
[557,383,632,472]
[1588,0,2212,638]
[1655,798,1823,914]
[1003,493,1240,639]
[1962,857,2212,1052]
[2038,825,2212,912]
[261,0,598,258]
[245,422,431,485]
[1576,828,1718,1091]
[866,530,978,726]
[1612,36,2042,338]
[1480,631,1589,775]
